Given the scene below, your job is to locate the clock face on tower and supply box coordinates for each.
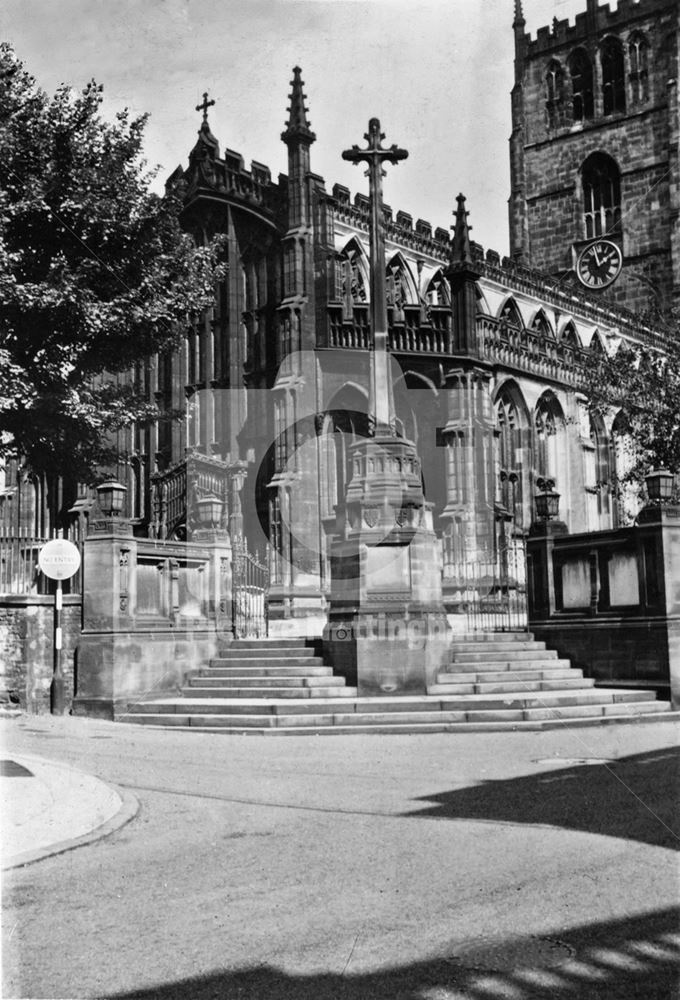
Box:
[576,240,623,289]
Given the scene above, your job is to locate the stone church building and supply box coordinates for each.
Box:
[1,0,677,632]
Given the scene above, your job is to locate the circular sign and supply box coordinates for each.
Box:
[38,539,81,581]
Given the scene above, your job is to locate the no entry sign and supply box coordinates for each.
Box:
[38,539,81,581]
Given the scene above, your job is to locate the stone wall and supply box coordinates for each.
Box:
[0,596,81,713]
[527,514,680,707]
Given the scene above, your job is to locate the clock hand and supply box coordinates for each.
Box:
[592,246,602,268]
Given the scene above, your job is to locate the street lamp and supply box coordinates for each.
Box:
[534,477,560,522]
[96,481,128,517]
[645,468,675,504]
[196,494,223,530]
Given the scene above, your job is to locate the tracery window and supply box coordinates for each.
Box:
[569,49,594,121]
[629,32,649,104]
[582,153,621,239]
[545,59,565,128]
[337,242,367,307]
[534,393,566,499]
[530,311,555,356]
[583,412,609,529]
[424,270,450,307]
[560,322,580,362]
[386,259,410,313]
[496,393,525,527]
[601,37,626,114]
[499,298,523,329]
[611,409,637,526]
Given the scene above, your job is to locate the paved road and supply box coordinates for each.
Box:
[2,715,679,999]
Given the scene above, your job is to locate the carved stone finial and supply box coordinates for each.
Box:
[282,66,316,145]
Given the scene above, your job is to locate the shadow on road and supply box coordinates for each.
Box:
[404,747,680,849]
[106,906,680,999]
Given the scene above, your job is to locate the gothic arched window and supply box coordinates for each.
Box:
[534,393,567,498]
[561,322,580,353]
[495,388,528,528]
[583,412,610,529]
[545,59,565,128]
[568,48,594,122]
[601,36,626,115]
[499,298,523,329]
[582,153,621,239]
[530,310,555,356]
[386,255,416,318]
[337,240,368,313]
[424,270,450,307]
[629,32,649,104]
[611,409,637,526]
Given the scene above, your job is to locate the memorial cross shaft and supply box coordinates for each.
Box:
[342,118,407,433]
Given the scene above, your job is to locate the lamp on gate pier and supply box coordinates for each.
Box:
[96,481,128,518]
[638,468,680,524]
[534,477,560,522]
[92,480,131,534]
[196,494,224,530]
[529,477,567,538]
[645,468,674,504]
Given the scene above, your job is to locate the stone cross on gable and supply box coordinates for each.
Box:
[342,119,408,433]
[196,91,215,123]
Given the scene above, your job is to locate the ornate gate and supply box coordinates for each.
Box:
[231,539,269,638]
[445,532,528,633]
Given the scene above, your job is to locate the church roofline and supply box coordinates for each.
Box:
[327,179,668,347]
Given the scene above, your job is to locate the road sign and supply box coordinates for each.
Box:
[38,538,81,581]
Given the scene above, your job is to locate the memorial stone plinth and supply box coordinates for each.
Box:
[323,429,450,695]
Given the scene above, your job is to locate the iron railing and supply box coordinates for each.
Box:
[444,534,528,632]
[231,540,269,638]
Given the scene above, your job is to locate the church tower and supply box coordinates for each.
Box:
[509,0,680,317]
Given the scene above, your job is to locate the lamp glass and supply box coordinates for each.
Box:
[96,480,127,516]
[535,489,560,521]
[197,494,223,528]
[645,469,674,503]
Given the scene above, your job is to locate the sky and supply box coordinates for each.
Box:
[2,0,591,253]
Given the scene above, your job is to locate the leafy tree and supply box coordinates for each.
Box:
[584,329,680,496]
[0,44,224,483]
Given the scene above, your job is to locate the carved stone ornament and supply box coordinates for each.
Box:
[364,506,380,528]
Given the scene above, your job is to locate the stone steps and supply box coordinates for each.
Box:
[188,673,336,688]
[199,665,334,678]
[428,677,596,696]
[441,658,572,674]
[437,667,579,684]
[211,648,317,661]
[124,700,673,733]
[448,648,559,664]
[122,634,674,734]
[449,639,547,653]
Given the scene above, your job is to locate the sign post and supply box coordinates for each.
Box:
[38,538,81,715]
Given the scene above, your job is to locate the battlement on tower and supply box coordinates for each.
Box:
[524,0,674,57]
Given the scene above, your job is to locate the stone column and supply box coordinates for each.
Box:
[440,366,496,567]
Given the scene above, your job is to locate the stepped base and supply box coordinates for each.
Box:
[122,634,676,734]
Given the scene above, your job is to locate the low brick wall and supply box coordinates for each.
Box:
[0,596,82,713]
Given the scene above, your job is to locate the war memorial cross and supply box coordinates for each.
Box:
[342,119,408,433]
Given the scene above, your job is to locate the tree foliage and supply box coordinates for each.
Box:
[584,329,680,489]
[0,44,225,482]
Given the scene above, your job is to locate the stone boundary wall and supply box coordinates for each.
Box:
[0,596,82,713]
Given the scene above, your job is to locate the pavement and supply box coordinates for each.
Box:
[1,711,678,999]
[0,742,138,870]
